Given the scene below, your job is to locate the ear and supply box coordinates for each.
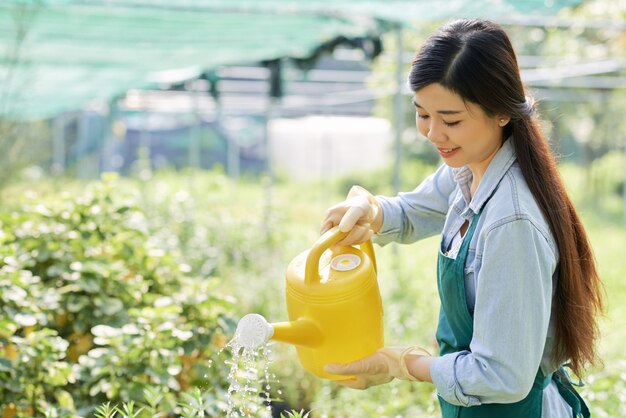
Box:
[496,115,511,128]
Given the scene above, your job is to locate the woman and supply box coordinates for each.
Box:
[321,19,603,418]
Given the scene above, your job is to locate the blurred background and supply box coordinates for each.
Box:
[0,1,625,417]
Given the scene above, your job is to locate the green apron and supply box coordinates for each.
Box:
[435,210,591,418]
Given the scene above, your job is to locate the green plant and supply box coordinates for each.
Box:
[2,158,624,417]
[177,388,214,418]
[115,401,144,418]
[281,409,311,418]
[94,402,117,418]
[0,175,237,415]
[142,386,164,417]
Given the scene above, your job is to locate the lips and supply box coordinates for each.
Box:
[437,147,460,158]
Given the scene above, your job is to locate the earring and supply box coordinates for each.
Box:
[499,118,506,126]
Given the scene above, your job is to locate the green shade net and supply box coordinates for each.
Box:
[0,0,583,120]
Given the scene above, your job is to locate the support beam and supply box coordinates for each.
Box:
[52,113,66,175]
[393,24,404,194]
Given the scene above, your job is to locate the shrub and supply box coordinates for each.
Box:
[0,175,235,416]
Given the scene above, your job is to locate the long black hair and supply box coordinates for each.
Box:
[409,19,603,377]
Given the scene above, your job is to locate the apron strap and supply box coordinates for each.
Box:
[553,368,591,418]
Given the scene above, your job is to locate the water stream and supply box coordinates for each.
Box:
[221,323,277,418]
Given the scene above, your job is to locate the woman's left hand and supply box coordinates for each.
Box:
[324,346,431,390]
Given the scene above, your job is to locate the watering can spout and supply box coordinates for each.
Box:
[271,318,323,348]
[235,314,322,350]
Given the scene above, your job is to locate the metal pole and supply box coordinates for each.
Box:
[225,107,239,179]
[100,99,117,173]
[208,71,238,179]
[220,99,239,179]
[393,24,404,194]
[263,96,278,238]
[76,111,90,179]
[189,81,201,170]
[52,113,65,175]
[263,60,282,241]
[138,94,151,178]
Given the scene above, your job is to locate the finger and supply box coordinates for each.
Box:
[325,357,374,376]
[325,361,370,376]
[338,206,366,232]
[321,206,348,234]
[335,224,372,247]
[335,377,370,390]
[324,363,354,376]
[346,185,368,199]
[320,219,335,235]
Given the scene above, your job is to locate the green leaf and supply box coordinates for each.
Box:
[50,336,70,353]
[82,261,111,278]
[2,285,27,302]
[14,313,37,327]
[55,389,75,409]
[0,319,18,338]
[91,325,122,338]
[0,358,12,372]
[66,296,89,312]
[44,362,72,386]
[95,297,123,315]
[78,277,101,293]
[94,401,117,418]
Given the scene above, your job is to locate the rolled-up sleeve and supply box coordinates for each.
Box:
[430,218,556,406]
[374,164,457,246]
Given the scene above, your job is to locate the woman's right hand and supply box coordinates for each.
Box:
[320,185,383,247]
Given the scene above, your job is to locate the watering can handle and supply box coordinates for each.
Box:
[305,226,377,285]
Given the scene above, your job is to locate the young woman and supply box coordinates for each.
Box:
[320,19,603,418]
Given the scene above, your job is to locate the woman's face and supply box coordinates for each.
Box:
[413,83,508,177]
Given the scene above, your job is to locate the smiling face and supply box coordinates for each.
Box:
[413,83,509,178]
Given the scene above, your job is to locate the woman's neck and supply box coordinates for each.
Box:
[468,142,503,198]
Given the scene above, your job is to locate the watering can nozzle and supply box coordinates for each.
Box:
[235,313,274,350]
[236,314,323,349]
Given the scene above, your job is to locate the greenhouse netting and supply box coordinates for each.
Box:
[0,0,584,119]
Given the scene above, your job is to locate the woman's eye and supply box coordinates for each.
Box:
[443,120,461,127]
[417,114,429,120]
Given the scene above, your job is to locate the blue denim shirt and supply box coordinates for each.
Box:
[374,139,572,416]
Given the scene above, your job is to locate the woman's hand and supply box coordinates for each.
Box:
[320,185,383,247]
[324,346,432,390]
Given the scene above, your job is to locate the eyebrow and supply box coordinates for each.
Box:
[412,99,464,115]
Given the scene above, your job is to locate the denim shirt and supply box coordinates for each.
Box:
[374,139,572,416]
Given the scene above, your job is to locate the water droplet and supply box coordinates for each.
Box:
[223,321,275,417]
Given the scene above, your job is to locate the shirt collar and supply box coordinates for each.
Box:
[451,137,517,215]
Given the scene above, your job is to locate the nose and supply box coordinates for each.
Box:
[416,115,445,143]
[426,121,443,143]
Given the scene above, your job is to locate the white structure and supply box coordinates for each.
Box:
[269,116,392,181]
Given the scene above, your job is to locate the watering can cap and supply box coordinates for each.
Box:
[330,253,361,272]
[285,227,377,299]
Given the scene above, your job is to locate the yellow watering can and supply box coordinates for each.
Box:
[235,226,384,380]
